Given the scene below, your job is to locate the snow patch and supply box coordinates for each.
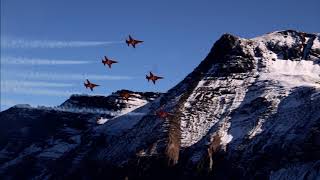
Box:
[312,36,320,50]
[97,117,109,124]
[260,59,320,88]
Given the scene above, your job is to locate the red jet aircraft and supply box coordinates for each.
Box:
[146,72,163,84]
[84,79,99,91]
[102,56,118,68]
[126,35,143,48]
[156,110,172,119]
[120,91,131,101]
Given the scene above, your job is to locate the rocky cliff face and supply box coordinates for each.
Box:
[0,30,319,180]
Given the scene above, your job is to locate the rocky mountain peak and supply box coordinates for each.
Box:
[92,30,320,179]
[59,90,161,112]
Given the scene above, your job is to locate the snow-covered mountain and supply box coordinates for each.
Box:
[0,30,319,179]
[0,90,160,179]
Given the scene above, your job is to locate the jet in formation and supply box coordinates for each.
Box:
[120,91,131,101]
[126,35,143,48]
[156,109,171,119]
[84,79,99,91]
[146,72,163,84]
[102,56,118,68]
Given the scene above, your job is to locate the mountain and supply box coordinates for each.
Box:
[0,90,161,179]
[0,30,319,180]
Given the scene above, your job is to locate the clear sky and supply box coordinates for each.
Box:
[1,0,319,110]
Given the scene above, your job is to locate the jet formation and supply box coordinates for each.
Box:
[84,35,164,92]
[83,35,169,120]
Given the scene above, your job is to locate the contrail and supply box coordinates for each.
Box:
[4,71,134,80]
[1,80,77,97]
[1,86,81,97]
[1,38,123,48]
[1,56,93,65]
[1,80,74,88]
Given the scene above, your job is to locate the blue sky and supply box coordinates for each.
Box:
[1,0,319,110]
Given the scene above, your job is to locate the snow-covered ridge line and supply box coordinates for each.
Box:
[178,30,320,148]
[11,102,150,116]
[11,104,116,115]
[10,92,156,116]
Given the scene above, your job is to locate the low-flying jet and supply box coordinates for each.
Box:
[126,35,143,48]
[120,91,131,101]
[156,110,171,119]
[102,56,118,68]
[146,72,163,84]
[84,79,99,91]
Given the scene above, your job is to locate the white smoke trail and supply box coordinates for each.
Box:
[1,86,81,97]
[1,80,74,88]
[1,80,78,97]
[1,38,123,48]
[5,71,134,80]
[1,56,93,65]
